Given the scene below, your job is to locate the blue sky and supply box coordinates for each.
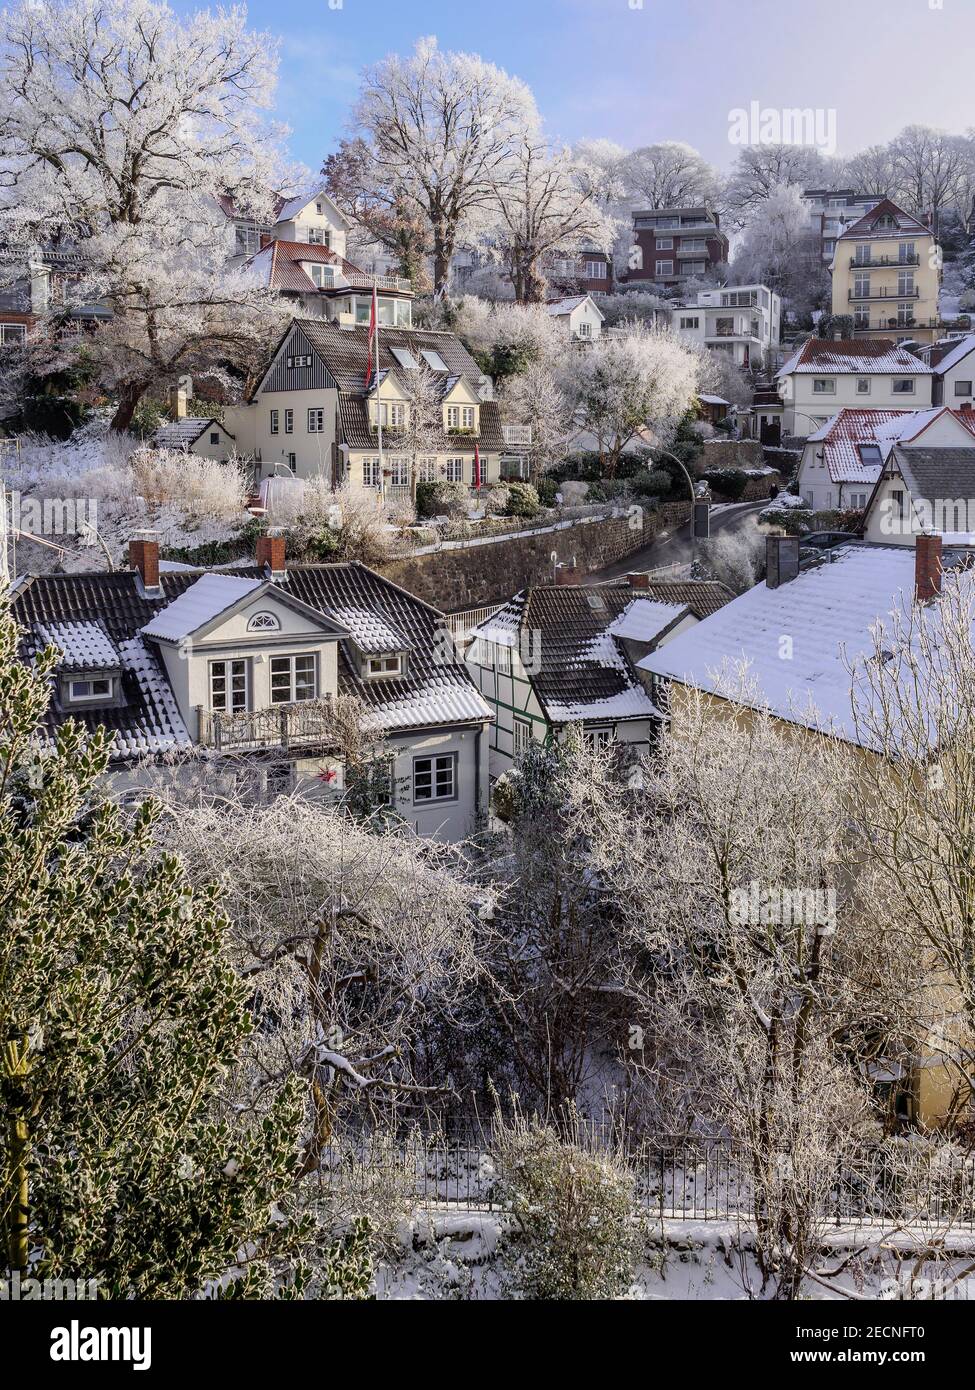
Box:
[173,0,974,173]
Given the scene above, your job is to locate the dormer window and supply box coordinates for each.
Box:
[367,655,403,678]
[67,676,113,702]
[247,611,281,632]
[447,405,476,429]
[309,263,334,288]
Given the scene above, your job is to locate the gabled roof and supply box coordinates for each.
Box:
[287,319,484,395]
[931,334,975,376]
[639,544,925,746]
[12,562,491,757]
[777,338,932,378]
[888,445,975,507]
[545,294,604,321]
[471,581,731,726]
[804,408,960,484]
[836,198,931,241]
[152,417,233,449]
[246,239,363,295]
[273,188,351,230]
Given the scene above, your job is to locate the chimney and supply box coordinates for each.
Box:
[766,534,800,589]
[257,530,287,580]
[554,562,578,587]
[627,571,650,590]
[168,385,188,420]
[129,537,161,594]
[915,532,943,603]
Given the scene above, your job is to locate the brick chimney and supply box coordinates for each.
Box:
[627,572,650,590]
[915,532,943,603]
[766,534,800,589]
[129,537,161,593]
[554,562,578,587]
[257,531,286,580]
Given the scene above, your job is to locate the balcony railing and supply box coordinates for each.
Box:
[850,254,920,268]
[848,287,920,301]
[344,271,414,293]
[502,424,533,447]
[198,698,340,752]
[853,316,940,331]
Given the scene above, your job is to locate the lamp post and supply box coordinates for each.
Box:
[652,447,711,575]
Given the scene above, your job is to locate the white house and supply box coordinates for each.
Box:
[544,294,605,341]
[672,284,781,370]
[795,407,975,512]
[861,442,975,547]
[928,335,975,409]
[12,536,493,842]
[152,417,237,460]
[466,575,732,780]
[776,338,933,437]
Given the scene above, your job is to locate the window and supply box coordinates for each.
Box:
[363,457,381,488]
[577,321,592,338]
[309,263,334,287]
[897,271,915,296]
[898,242,915,263]
[270,654,317,704]
[812,378,836,394]
[307,408,325,431]
[954,380,973,397]
[897,303,914,327]
[892,379,915,395]
[306,228,326,246]
[856,378,871,395]
[585,260,607,279]
[496,643,511,675]
[210,660,248,713]
[446,405,475,429]
[584,727,613,751]
[388,457,409,486]
[270,409,279,435]
[679,316,700,329]
[284,409,294,434]
[286,354,312,369]
[418,457,437,482]
[247,611,280,632]
[355,300,371,324]
[655,237,674,250]
[286,453,297,469]
[854,306,870,328]
[513,718,532,758]
[0,323,26,345]
[413,754,457,803]
[368,655,402,678]
[891,488,905,520]
[679,238,706,253]
[685,262,707,275]
[850,492,867,509]
[68,677,112,702]
[445,458,464,483]
[383,402,405,428]
[655,260,674,276]
[420,348,448,372]
[853,273,871,298]
[209,432,220,445]
[859,444,882,466]
[390,346,419,370]
[854,245,871,265]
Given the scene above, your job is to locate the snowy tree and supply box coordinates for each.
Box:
[489,135,614,303]
[562,323,700,477]
[322,136,432,289]
[395,363,445,503]
[726,144,828,226]
[0,600,306,1296]
[499,359,573,485]
[352,37,538,293]
[0,0,295,430]
[618,141,722,212]
[732,183,828,317]
[452,295,568,377]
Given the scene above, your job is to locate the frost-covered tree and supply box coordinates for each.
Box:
[499,359,573,485]
[618,141,722,212]
[0,0,294,429]
[732,183,828,318]
[322,136,432,289]
[0,601,305,1296]
[490,136,614,303]
[452,295,568,378]
[562,323,700,477]
[726,144,828,226]
[395,363,444,504]
[352,37,538,293]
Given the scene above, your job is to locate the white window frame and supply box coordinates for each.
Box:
[0,322,26,345]
[812,378,836,395]
[210,659,248,714]
[367,655,403,678]
[655,237,674,251]
[284,408,294,434]
[363,456,381,488]
[413,753,457,804]
[954,380,973,397]
[655,259,674,276]
[388,457,409,487]
[67,676,113,703]
[856,378,871,395]
[512,717,532,758]
[307,408,325,432]
[269,653,318,705]
[584,726,614,751]
[246,611,281,633]
[269,409,279,435]
[892,379,916,395]
[445,457,464,483]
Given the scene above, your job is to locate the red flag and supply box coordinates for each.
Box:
[364,283,378,390]
[473,443,481,491]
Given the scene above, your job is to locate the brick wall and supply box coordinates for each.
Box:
[380,503,691,611]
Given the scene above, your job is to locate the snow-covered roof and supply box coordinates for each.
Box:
[805,409,923,484]
[932,334,975,376]
[328,605,412,655]
[273,188,350,228]
[698,394,730,406]
[38,620,121,670]
[777,338,932,378]
[545,294,603,320]
[638,544,926,746]
[152,418,232,449]
[836,198,931,241]
[607,597,688,644]
[141,574,263,642]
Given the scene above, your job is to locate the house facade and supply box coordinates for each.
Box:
[549,248,613,296]
[224,318,503,495]
[545,294,605,340]
[672,284,781,370]
[623,206,729,288]
[830,198,941,345]
[11,536,492,841]
[862,442,975,546]
[152,416,237,460]
[801,188,883,264]
[466,576,732,780]
[776,338,933,436]
[926,334,975,408]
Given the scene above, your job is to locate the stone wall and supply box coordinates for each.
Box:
[696,439,766,470]
[380,503,691,612]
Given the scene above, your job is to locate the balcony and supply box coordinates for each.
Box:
[344,271,413,293]
[848,287,920,301]
[502,424,533,447]
[849,254,920,269]
[198,698,341,752]
[853,316,940,332]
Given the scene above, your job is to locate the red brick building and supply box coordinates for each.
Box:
[623,206,728,289]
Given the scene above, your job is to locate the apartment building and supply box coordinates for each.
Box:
[830,198,941,345]
[623,206,729,288]
[802,188,883,264]
[672,284,781,370]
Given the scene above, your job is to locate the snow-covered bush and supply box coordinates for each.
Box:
[503,482,541,519]
[416,479,469,519]
[700,526,766,594]
[492,1109,637,1301]
[129,447,249,523]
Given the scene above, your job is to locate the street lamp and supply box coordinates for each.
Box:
[651,447,711,575]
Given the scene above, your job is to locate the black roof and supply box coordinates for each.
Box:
[892,445,975,502]
[337,394,505,454]
[291,319,485,394]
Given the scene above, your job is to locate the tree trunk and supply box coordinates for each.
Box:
[110,380,147,433]
[3,1038,30,1273]
[522,260,547,304]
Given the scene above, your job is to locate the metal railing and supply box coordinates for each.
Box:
[198,698,339,751]
[848,286,920,300]
[313,1129,975,1229]
[850,254,920,269]
[446,605,503,642]
[344,271,414,292]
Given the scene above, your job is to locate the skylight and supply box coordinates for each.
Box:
[420,349,448,372]
[390,346,418,370]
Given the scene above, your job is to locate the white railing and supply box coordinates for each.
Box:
[502,424,532,447]
[446,605,503,642]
